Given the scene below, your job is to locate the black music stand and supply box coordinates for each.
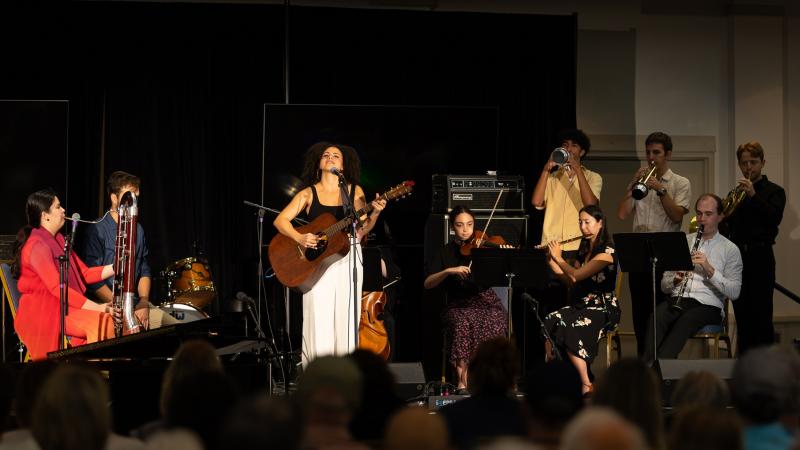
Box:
[469,248,549,340]
[613,232,692,361]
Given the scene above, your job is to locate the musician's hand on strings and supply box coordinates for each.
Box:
[448,265,471,280]
[298,233,318,249]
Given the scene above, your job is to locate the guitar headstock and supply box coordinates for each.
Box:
[383,180,415,201]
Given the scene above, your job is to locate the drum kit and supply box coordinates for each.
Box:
[156,256,216,323]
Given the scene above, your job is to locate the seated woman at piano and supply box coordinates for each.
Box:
[424,205,508,391]
[273,142,386,365]
[543,204,620,395]
[11,189,116,360]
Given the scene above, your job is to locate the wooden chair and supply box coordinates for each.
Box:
[602,266,626,367]
[688,298,732,358]
[0,262,28,361]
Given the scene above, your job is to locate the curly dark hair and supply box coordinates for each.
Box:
[558,128,591,156]
[300,141,361,188]
[576,204,613,262]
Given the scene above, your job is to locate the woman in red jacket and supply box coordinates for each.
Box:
[12,189,115,359]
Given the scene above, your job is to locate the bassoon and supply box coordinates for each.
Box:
[112,191,142,337]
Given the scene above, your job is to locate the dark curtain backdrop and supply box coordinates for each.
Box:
[0,2,576,365]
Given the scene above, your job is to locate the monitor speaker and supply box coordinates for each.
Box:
[655,359,735,406]
[389,362,426,401]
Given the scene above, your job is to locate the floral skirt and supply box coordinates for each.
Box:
[443,289,508,365]
[543,292,620,363]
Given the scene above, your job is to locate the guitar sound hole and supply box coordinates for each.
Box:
[304,239,328,261]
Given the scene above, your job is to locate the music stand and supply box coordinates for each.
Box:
[469,248,549,340]
[613,232,692,361]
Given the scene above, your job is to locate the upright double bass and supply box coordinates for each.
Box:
[112,191,142,337]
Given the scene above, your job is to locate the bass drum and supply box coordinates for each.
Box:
[164,257,216,309]
[158,303,208,323]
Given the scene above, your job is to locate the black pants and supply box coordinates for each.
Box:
[628,270,667,356]
[733,246,776,356]
[643,297,721,363]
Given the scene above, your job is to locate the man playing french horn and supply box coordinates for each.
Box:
[722,142,785,355]
[617,132,691,356]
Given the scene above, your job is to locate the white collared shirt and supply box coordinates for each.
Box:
[661,231,742,312]
[631,169,691,233]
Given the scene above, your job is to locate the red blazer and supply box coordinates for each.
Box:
[15,227,105,359]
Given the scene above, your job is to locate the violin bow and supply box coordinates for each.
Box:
[468,187,505,270]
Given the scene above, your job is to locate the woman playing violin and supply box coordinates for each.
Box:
[424,205,508,391]
[543,204,620,395]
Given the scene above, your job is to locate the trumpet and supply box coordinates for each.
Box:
[550,147,571,171]
[631,162,658,200]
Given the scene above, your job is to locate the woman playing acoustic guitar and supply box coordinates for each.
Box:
[423,205,508,391]
[274,142,386,365]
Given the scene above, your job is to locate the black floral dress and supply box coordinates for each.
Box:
[543,243,620,363]
[427,241,508,365]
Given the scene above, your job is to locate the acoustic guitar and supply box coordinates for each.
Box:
[268,181,414,293]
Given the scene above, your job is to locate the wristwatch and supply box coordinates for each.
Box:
[656,188,667,197]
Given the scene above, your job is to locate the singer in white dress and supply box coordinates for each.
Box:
[274,142,386,365]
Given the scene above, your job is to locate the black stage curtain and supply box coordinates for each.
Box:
[0,2,576,365]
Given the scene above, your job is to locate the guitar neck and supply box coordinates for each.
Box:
[320,189,399,237]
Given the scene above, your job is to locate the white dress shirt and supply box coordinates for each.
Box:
[661,230,743,312]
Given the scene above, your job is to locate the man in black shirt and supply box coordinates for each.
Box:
[723,142,786,355]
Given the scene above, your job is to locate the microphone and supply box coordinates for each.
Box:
[329,167,345,179]
[68,213,80,249]
[236,291,256,306]
[521,293,539,310]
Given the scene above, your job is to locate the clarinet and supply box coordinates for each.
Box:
[671,224,704,312]
[112,191,142,337]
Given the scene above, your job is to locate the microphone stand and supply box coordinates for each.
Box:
[523,294,562,361]
[336,174,360,350]
[58,231,73,351]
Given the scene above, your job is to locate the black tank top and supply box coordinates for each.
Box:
[307,185,356,221]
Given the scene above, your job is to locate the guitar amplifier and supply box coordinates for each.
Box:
[431,174,525,213]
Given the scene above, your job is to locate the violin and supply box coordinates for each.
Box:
[459,230,511,256]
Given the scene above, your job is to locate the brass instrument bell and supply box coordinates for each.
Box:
[631,162,658,200]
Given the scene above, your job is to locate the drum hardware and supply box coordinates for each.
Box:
[157,303,208,323]
[162,257,216,310]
